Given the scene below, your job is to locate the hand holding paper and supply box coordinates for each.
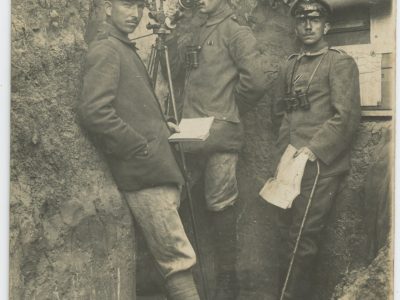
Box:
[168,117,214,142]
[259,145,309,209]
[167,122,181,133]
[294,147,316,162]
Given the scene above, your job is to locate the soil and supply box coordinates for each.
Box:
[10,0,393,299]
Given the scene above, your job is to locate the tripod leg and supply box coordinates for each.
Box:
[163,45,210,300]
[152,46,160,89]
[148,44,157,77]
[163,46,179,119]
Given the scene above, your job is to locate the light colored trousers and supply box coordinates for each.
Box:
[122,185,196,278]
[189,152,239,211]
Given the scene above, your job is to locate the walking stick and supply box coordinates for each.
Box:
[279,161,320,300]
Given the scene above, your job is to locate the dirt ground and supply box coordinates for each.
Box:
[10,0,393,299]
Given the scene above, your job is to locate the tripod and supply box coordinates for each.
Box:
[145,22,210,300]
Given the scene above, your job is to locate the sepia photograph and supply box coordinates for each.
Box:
[8,0,395,299]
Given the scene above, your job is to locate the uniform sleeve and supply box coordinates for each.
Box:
[271,63,289,137]
[78,43,148,159]
[228,27,269,115]
[308,54,361,165]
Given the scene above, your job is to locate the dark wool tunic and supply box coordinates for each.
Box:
[274,41,361,177]
[167,5,268,154]
[78,22,184,191]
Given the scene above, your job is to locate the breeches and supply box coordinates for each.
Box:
[278,162,341,276]
[187,152,239,212]
[122,185,196,278]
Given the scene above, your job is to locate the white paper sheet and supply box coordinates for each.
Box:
[259,145,309,209]
[168,117,214,142]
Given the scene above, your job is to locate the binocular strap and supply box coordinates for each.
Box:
[288,51,328,95]
[183,13,233,90]
[196,13,233,47]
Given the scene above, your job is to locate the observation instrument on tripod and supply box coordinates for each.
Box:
[145,0,200,32]
[137,0,209,299]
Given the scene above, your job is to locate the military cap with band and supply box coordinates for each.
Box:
[290,0,331,17]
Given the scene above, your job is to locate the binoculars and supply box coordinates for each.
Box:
[185,45,202,69]
[283,90,310,112]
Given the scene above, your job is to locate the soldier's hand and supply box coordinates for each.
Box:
[167,122,181,133]
[294,147,317,162]
[165,4,179,19]
[165,3,186,29]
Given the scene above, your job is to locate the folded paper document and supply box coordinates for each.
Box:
[259,145,309,209]
[168,117,214,142]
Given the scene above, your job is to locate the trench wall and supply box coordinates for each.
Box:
[10,0,392,299]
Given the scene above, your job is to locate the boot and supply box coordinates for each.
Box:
[165,269,200,300]
[279,260,311,300]
[213,271,238,300]
[210,205,239,300]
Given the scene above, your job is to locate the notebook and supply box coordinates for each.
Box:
[168,117,214,142]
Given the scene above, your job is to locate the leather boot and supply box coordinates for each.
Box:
[210,205,239,300]
[165,269,200,300]
[279,260,311,300]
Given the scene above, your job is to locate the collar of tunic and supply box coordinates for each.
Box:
[297,40,329,60]
[204,5,233,27]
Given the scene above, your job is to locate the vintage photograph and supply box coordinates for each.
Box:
[10,0,394,299]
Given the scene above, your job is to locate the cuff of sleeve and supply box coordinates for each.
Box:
[166,116,177,124]
[308,140,343,166]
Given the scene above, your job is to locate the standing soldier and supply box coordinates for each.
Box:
[273,0,361,299]
[78,0,200,299]
[165,0,267,298]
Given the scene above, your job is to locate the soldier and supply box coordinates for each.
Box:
[165,0,267,298]
[272,0,361,299]
[78,0,200,299]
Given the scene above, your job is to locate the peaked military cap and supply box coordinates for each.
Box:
[290,0,331,17]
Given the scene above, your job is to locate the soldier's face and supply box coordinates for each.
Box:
[198,0,225,14]
[105,0,144,34]
[295,16,330,46]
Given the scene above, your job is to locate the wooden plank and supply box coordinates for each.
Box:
[361,110,393,117]
[340,44,382,107]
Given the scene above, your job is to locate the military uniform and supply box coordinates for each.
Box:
[168,4,267,211]
[275,43,361,176]
[182,6,260,216]
[182,7,266,153]
[166,4,267,299]
[273,2,361,297]
[79,21,199,299]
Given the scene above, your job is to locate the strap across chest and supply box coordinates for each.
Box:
[287,52,328,95]
[196,13,233,48]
